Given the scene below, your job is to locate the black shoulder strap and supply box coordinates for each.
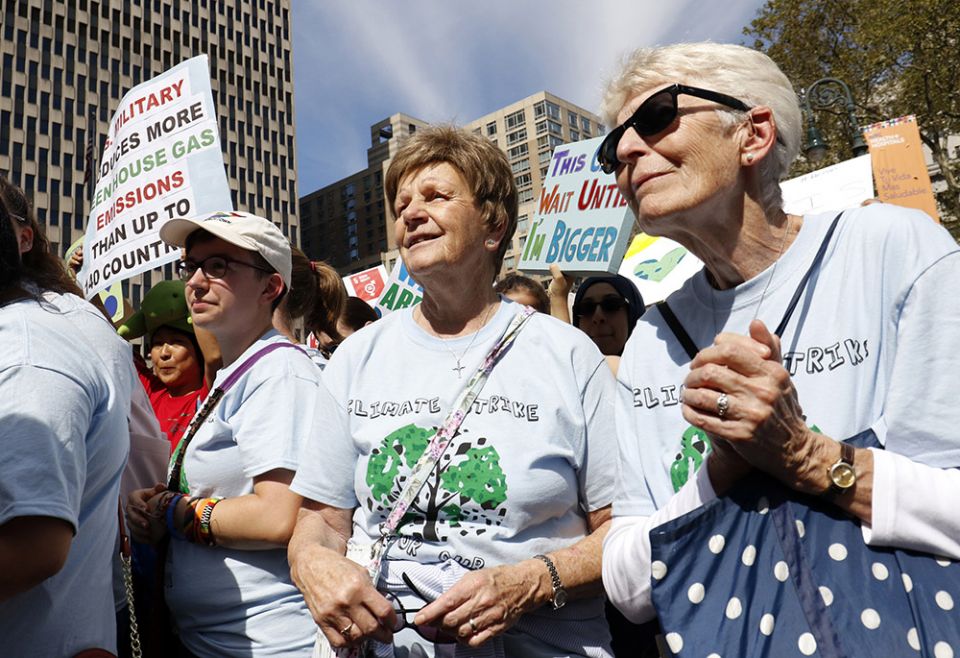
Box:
[657,211,844,362]
[773,211,843,336]
[657,300,699,360]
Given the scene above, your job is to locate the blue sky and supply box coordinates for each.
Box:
[291,1,767,195]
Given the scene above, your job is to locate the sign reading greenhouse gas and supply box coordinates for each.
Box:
[517,135,633,276]
[78,55,233,299]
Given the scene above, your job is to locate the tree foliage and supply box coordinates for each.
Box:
[745,0,960,236]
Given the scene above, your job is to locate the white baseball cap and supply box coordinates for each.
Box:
[160,210,292,287]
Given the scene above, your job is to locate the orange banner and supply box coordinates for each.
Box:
[862,115,939,222]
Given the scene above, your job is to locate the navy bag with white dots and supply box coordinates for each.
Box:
[648,429,960,657]
[650,214,960,657]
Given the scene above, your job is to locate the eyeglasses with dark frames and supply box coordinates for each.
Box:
[382,573,458,644]
[574,296,628,318]
[597,83,755,174]
[177,255,274,281]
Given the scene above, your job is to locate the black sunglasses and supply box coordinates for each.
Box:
[574,296,628,318]
[597,84,752,174]
[177,255,273,281]
[382,573,457,644]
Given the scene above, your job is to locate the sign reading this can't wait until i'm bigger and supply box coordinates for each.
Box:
[517,136,633,276]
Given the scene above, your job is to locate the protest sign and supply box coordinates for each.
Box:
[862,116,939,222]
[78,55,233,298]
[375,260,423,316]
[518,136,633,276]
[617,234,703,305]
[780,154,875,216]
[65,236,125,321]
[343,265,388,304]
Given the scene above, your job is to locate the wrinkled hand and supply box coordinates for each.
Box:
[414,561,544,648]
[682,320,823,492]
[126,483,168,544]
[290,545,395,648]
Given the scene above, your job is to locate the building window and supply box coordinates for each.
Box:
[546,102,561,120]
[506,128,527,145]
[548,119,562,135]
[514,173,532,189]
[535,120,547,135]
[517,214,529,232]
[518,189,534,204]
[568,111,579,127]
[570,130,579,142]
[511,159,531,174]
[505,109,525,129]
[486,122,497,136]
[538,149,553,164]
[508,143,528,160]
[534,101,546,119]
[581,116,591,133]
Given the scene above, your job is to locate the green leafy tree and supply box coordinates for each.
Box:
[365,425,509,542]
[745,0,960,237]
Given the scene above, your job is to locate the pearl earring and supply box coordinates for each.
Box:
[485,239,496,246]
[746,153,755,163]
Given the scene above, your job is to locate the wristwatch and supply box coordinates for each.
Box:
[826,441,857,498]
[533,554,567,610]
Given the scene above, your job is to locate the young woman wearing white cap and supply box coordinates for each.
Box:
[127,211,320,657]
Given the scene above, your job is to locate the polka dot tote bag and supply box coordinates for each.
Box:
[648,429,960,658]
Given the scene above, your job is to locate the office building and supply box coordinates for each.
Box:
[0,0,297,307]
[299,92,603,277]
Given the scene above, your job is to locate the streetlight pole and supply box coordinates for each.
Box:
[799,77,869,163]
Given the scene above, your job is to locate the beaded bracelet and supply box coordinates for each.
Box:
[189,497,223,547]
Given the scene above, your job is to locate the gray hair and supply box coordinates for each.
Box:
[601,42,801,214]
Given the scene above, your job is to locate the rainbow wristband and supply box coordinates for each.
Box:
[166,494,186,540]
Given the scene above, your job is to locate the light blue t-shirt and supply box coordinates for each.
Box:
[165,329,321,658]
[292,299,617,657]
[0,291,131,656]
[614,205,960,517]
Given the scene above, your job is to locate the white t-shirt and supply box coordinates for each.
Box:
[0,291,131,656]
[291,299,618,655]
[165,330,320,658]
[605,205,960,621]
[614,205,960,515]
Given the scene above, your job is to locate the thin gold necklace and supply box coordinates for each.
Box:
[710,215,793,334]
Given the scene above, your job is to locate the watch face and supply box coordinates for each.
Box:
[553,589,568,609]
[831,463,856,489]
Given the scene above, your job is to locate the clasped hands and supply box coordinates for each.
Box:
[681,319,830,495]
[293,547,544,649]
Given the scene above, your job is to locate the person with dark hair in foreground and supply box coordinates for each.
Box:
[494,272,550,313]
[0,180,133,656]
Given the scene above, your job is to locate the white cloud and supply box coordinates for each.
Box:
[293,0,766,192]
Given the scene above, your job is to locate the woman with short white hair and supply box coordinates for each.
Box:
[601,42,960,656]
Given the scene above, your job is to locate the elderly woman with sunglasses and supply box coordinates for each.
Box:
[288,126,619,657]
[601,43,960,656]
[126,211,322,657]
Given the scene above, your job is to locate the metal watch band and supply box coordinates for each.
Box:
[533,553,567,609]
